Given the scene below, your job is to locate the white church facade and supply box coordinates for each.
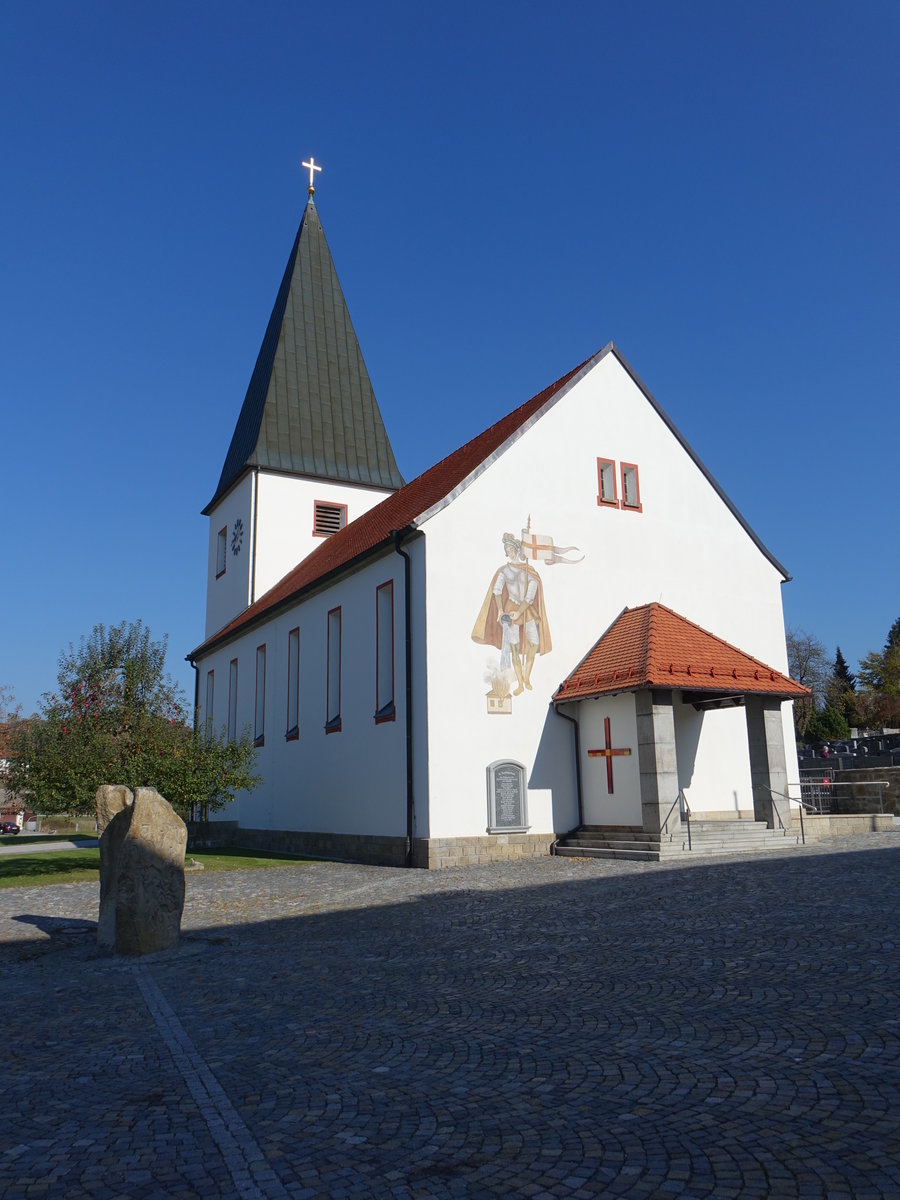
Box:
[190,180,806,868]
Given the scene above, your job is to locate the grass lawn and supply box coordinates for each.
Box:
[0,846,314,889]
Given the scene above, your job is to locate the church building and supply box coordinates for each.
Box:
[189,163,806,868]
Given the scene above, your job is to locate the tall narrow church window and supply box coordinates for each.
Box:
[375,581,395,723]
[314,501,348,537]
[286,627,300,740]
[216,527,227,577]
[254,645,266,747]
[596,458,618,507]
[621,463,642,511]
[205,670,214,737]
[326,607,342,733]
[227,659,238,743]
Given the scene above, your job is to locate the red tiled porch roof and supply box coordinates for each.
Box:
[553,603,808,702]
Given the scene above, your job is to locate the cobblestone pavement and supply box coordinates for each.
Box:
[1,833,899,1199]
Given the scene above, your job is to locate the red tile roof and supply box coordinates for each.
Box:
[553,603,809,702]
[191,350,599,658]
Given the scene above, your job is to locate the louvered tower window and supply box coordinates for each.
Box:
[313,501,348,537]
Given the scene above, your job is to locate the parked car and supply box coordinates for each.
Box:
[0,820,20,835]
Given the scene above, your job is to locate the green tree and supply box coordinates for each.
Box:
[826,646,859,728]
[5,621,259,817]
[856,616,900,729]
[805,703,850,742]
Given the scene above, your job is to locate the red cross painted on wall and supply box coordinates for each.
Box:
[587,717,632,794]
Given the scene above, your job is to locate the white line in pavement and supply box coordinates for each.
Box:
[0,838,98,855]
[133,965,290,1200]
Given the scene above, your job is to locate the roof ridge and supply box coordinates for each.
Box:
[653,602,793,677]
[553,603,806,703]
[192,349,601,657]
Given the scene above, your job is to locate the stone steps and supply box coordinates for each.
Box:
[554,820,800,862]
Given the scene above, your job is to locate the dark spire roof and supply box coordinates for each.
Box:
[203,198,404,514]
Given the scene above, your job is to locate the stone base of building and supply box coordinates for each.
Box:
[188,822,409,867]
[189,823,556,869]
[411,833,556,870]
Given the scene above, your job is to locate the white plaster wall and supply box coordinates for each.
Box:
[254,473,395,600]
[205,473,254,638]
[197,542,418,837]
[420,351,798,838]
[672,698,754,815]
[577,694,641,826]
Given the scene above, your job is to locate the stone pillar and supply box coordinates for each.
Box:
[636,690,680,835]
[745,697,792,829]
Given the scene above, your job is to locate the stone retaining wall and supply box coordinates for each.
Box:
[799,812,894,840]
[833,766,899,814]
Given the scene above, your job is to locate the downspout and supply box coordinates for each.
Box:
[187,655,200,826]
[393,530,416,867]
[553,701,584,831]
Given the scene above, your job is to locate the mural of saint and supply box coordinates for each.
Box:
[472,532,552,696]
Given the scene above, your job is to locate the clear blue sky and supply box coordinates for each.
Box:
[2,1,897,717]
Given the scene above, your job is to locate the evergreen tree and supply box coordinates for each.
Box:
[833,647,856,690]
[827,646,859,727]
[806,704,851,742]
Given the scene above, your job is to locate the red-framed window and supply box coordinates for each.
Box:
[254,645,266,747]
[286,627,300,740]
[326,607,342,733]
[621,462,642,511]
[375,581,395,723]
[596,457,618,507]
[216,527,227,577]
[227,659,238,743]
[313,500,348,538]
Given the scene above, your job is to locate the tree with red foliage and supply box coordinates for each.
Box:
[5,622,258,817]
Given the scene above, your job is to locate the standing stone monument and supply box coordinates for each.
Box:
[96,785,187,955]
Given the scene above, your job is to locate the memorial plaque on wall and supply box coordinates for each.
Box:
[486,760,528,833]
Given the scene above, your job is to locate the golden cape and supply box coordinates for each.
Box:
[471,563,552,655]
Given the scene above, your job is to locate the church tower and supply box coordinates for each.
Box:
[202,161,405,638]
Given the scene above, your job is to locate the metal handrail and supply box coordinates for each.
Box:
[661,792,681,836]
[807,779,888,815]
[661,789,691,850]
[756,784,810,844]
[682,793,692,851]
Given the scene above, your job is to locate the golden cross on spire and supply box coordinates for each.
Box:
[302,156,322,196]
